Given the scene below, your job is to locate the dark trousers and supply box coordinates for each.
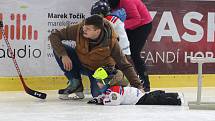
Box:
[126,22,152,88]
[136,90,181,105]
[53,45,100,97]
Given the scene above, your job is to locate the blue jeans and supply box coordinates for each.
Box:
[53,45,100,97]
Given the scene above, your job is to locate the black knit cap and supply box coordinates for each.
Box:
[85,14,104,29]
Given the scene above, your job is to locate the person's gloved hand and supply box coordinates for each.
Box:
[87,96,104,105]
[87,97,98,104]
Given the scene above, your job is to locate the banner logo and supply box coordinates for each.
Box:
[0,13,38,40]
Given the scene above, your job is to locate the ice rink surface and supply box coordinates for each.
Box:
[0,88,215,121]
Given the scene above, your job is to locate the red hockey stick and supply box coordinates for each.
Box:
[0,21,46,99]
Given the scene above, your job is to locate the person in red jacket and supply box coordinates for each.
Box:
[107,0,152,92]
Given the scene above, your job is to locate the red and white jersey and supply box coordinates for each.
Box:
[100,86,144,106]
[105,15,131,55]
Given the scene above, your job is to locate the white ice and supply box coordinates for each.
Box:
[0,88,215,121]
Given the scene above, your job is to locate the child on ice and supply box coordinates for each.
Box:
[88,66,182,106]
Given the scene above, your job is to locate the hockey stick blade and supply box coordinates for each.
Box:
[20,75,47,99]
[25,86,47,99]
[0,21,47,99]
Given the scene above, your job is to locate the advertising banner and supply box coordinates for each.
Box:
[144,0,215,74]
[0,0,93,76]
[0,0,214,76]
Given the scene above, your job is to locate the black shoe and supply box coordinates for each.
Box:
[140,79,150,92]
[143,87,150,92]
[139,74,150,92]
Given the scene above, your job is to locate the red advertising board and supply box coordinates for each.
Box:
[143,0,215,74]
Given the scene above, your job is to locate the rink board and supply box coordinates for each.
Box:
[0,74,215,91]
